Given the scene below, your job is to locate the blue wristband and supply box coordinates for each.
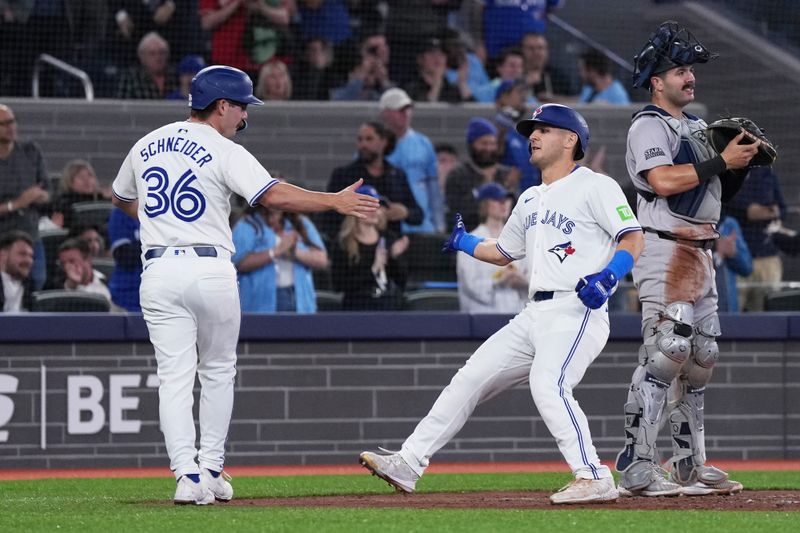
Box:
[605,249,634,280]
[459,233,484,256]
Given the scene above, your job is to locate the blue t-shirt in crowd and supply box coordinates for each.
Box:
[107,208,142,312]
[445,53,490,98]
[578,80,631,105]
[232,214,325,313]
[387,128,443,233]
[297,0,352,45]
[481,0,562,59]
[715,216,752,313]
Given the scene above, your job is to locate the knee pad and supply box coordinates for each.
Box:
[643,302,694,382]
[686,314,720,387]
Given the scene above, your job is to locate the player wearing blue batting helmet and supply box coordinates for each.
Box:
[190,66,263,110]
[515,104,590,160]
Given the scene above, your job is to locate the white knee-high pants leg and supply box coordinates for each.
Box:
[400,306,534,475]
[140,256,240,479]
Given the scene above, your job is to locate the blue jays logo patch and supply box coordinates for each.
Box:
[548,241,576,263]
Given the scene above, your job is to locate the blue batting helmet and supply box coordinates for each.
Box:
[515,104,589,160]
[632,21,717,90]
[189,65,264,110]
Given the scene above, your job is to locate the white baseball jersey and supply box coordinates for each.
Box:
[497,166,641,297]
[112,121,278,253]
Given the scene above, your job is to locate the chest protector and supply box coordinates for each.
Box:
[633,105,721,224]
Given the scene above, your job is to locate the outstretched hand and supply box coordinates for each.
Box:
[575,269,617,309]
[442,213,467,253]
[336,178,380,218]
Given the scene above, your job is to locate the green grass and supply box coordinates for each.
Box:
[0,471,798,532]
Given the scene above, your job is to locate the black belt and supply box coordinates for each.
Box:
[533,291,554,302]
[644,229,715,250]
[144,246,218,260]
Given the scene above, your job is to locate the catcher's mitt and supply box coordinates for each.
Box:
[706,117,777,167]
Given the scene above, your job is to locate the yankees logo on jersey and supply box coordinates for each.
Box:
[497,166,642,297]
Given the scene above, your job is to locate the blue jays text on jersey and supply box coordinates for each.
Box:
[523,208,575,234]
[139,131,214,167]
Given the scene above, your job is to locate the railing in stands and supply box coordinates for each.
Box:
[548,14,634,72]
[32,54,95,101]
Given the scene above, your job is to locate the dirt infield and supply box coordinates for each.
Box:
[229,490,800,512]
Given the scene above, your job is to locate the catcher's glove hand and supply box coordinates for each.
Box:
[706,117,777,167]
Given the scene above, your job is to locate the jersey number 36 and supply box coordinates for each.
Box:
[141,166,206,222]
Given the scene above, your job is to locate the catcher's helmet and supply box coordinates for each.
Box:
[189,65,264,110]
[515,104,589,160]
[632,21,717,90]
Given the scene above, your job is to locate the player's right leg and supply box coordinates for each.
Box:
[615,303,694,497]
[192,258,240,502]
[360,306,535,493]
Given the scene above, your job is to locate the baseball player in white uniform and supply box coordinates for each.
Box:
[111,65,378,505]
[360,104,644,505]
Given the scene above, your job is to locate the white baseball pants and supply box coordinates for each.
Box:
[139,249,240,479]
[400,294,612,480]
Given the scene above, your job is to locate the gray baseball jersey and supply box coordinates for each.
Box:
[627,105,720,236]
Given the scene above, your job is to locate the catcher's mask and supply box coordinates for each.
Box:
[632,21,718,89]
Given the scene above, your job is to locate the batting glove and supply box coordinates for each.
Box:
[442,213,483,255]
[575,269,617,309]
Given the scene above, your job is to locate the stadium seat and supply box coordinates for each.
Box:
[31,290,111,312]
[316,290,343,311]
[39,228,69,290]
[403,289,459,311]
[764,289,800,311]
[69,201,114,234]
[406,233,457,285]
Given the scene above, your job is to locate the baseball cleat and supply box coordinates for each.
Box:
[672,464,743,496]
[359,450,419,493]
[618,461,682,497]
[549,477,619,505]
[174,475,215,505]
[202,469,234,502]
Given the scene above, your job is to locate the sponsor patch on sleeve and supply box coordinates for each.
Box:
[616,205,634,221]
[644,147,666,160]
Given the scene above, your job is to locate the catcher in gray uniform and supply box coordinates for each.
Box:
[615,21,763,497]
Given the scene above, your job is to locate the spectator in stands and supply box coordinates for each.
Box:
[0,104,51,290]
[0,0,34,96]
[200,0,295,78]
[109,1,184,67]
[330,32,395,101]
[473,47,528,103]
[472,0,562,61]
[107,207,142,312]
[0,230,35,312]
[520,32,577,101]
[726,166,788,311]
[331,186,408,311]
[116,32,177,99]
[442,28,491,100]
[50,159,111,231]
[404,37,474,104]
[291,37,338,100]
[445,117,512,231]
[232,203,328,313]
[324,121,423,239]
[578,48,630,105]
[72,224,107,259]
[166,54,206,100]
[379,88,444,233]
[255,60,293,100]
[435,143,460,200]
[714,214,752,313]
[493,78,540,193]
[57,237,112,302]
[457,183,527,313]
[385,0,461,85]
[295,0,352,46]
